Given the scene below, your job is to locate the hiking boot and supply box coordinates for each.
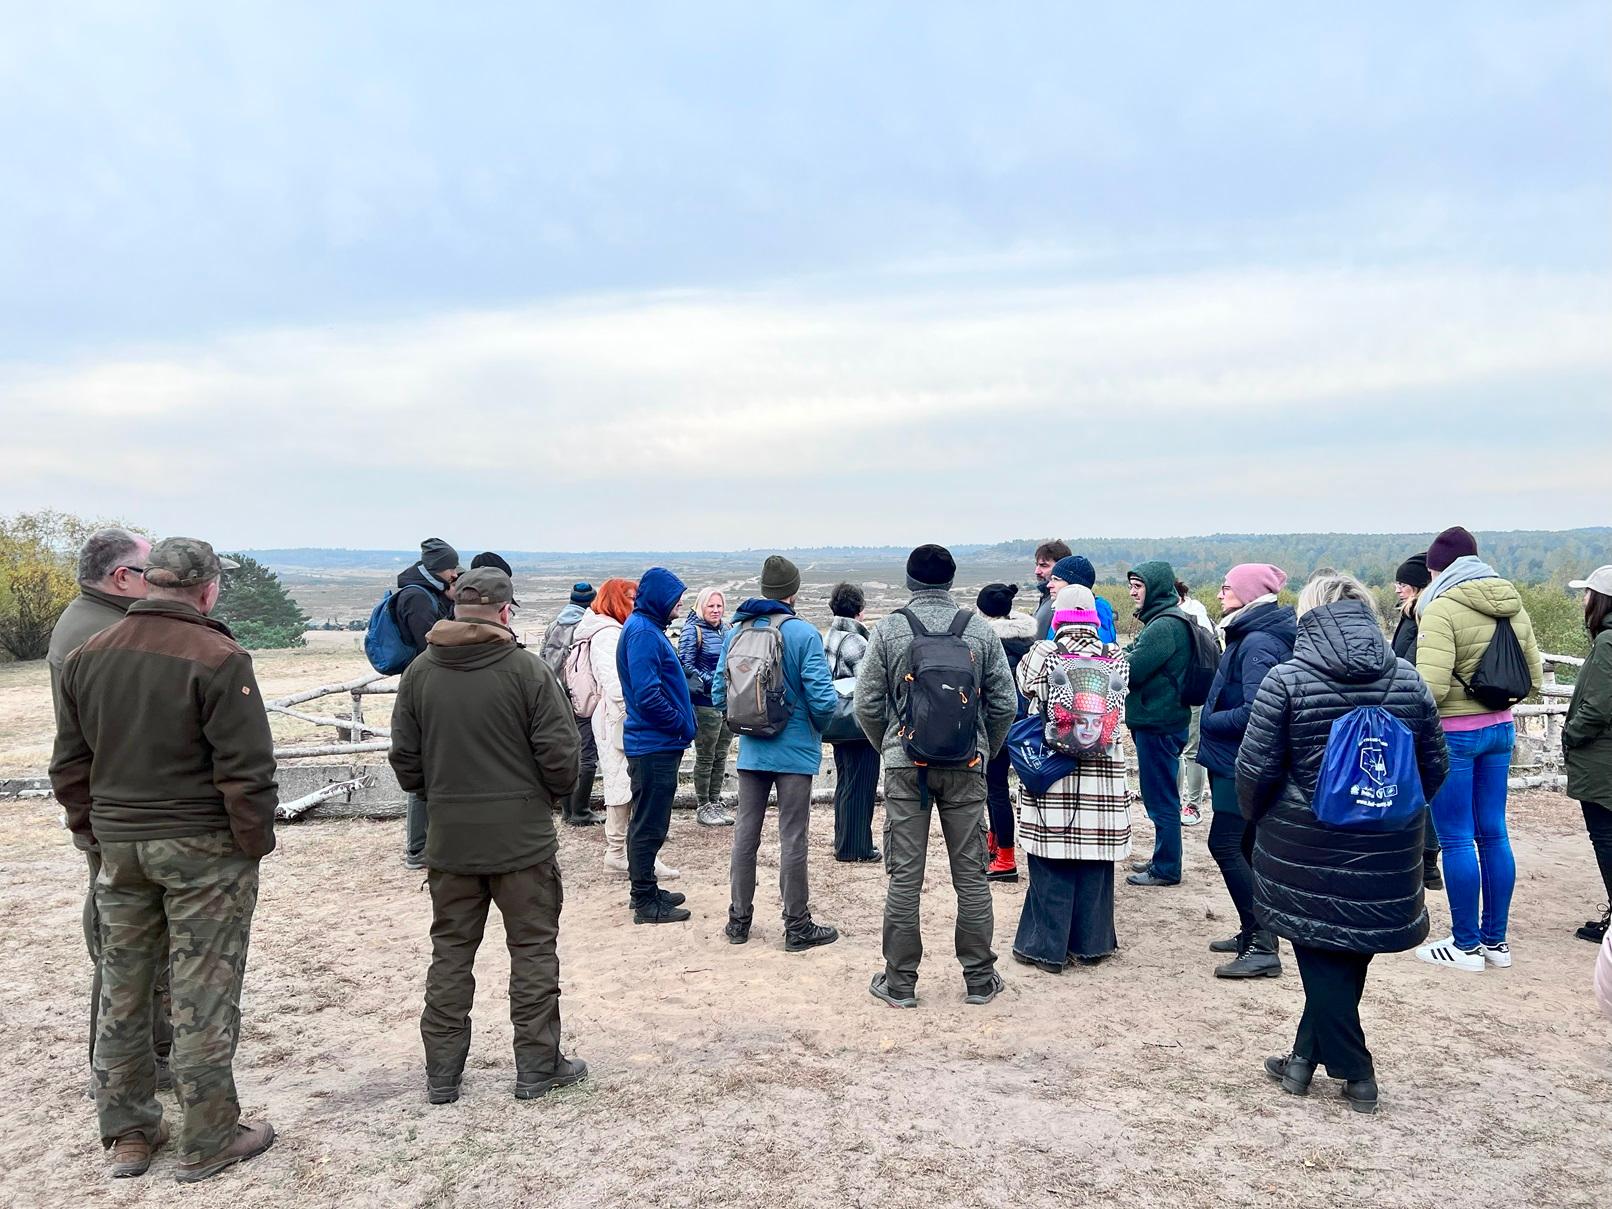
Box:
[109,1122,169,1178]
[1479,941,1512,969]
[1215,930,1282,979]
[784,921,839,952]
[403,855,426,872]
[515,1056,588,1100]
[1415,936,1484,973]
[964,972,1005,1005]
[986,845,1019,883]
[1576,906,1609,944]
[1180,803,1203,827]
[724,917,751,945]
[173,1119,275,1184]
[426,1073,462,1104]
[1263,1053,1315,1096]
[1341,1077,1379,1114]
[633,899,691,925]
[1012,949,1064,975]
[695,801,730,827]
[655,887,687,908]
[1208,932,1243,954]
[1126,870,1180,887]
[868,972,917,1009]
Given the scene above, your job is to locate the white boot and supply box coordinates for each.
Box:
[603,804,630,877]
[655,858,681,880]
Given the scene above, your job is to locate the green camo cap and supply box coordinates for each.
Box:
[144,537,239,588]
[453,566,514,606]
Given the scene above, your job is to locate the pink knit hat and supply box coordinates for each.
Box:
[1223,563,1288,606]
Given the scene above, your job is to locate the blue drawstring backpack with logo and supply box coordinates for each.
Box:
[1006,713,1080,796]
[1312,699,1425,832]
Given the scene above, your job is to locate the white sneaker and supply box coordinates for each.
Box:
[1415,936,1484,973]
[1480,942,1512,969]
[654,859,680,881]
[1180,803,1203,827]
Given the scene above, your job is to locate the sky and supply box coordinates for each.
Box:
[1,3,1608,551]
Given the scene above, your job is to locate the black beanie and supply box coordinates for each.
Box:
[1426,526,1478,573]
[471,551,512,576]
[760,555,802,600]
[1394,553,1431,590]
[975,583,1018,618]
[906,544,956,591]
[569,581,596,606]
[420,538,461,575]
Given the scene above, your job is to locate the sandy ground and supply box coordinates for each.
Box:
[1,787,1609,1209]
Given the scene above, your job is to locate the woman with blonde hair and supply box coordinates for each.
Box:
[1238,571,1447,1112]
[575,578,678,880]
[680,586,735,827]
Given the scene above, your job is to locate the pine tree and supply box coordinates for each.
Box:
[214,554,308,649]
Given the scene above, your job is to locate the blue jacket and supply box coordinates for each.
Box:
[1048,595,1116,645]
[713,599,838,775]
[678,610,730,708]
[1197,600,1297,781]
[618,568,698,757]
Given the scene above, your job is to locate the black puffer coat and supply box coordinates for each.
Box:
[1236,599,1448,954]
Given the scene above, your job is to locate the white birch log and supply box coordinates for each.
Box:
[265,703,391,737]
[276,774,374,821]
[273,738,392,759]
[267,673,394,709]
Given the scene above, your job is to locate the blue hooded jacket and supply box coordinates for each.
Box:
[618,568,698,757]
[713,599,839,775]
[1197,599,1298,781]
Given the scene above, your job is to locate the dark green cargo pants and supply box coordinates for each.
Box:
[84,849,173,1072]
[93,833,258,1163]
[423,859,564,1079]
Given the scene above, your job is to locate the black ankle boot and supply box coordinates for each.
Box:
[1341,1077,1379,1113]
[1264,1053,1315,1095]
[1215,929,1282,979]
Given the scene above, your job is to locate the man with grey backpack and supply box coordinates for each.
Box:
[854,544,1018,1008]
[712,556,841,950]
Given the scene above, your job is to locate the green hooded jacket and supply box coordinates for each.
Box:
[1124,560,1192,733]
[1564,624,1612,806]
[389,618,580,875]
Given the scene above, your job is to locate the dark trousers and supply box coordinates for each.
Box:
[831,739,880,860]
[85,850,172,1072]
[1583,801,1612,904]
[1291,944,1374,1081]
[730,770,814,929]
[984,746,1015,848]
[1133,726,1187,882]
[881,766,997,995]
[423,859,563,1078]
[406,793,429,863]
[565,715,600,821]
[627,749,682,907]
[1206,774,1258,935]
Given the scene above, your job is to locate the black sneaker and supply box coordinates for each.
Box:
[426,1074,462,1104]
[1012,949,1064,975]
[724,918,751,945]
[656,888,687,908]
[964,972,1005,1005]
[633,900,691,925]
[515,1056,588,1100]
[868,972,917,1009]
[784,921,839,952]
[1576,906,1610,944]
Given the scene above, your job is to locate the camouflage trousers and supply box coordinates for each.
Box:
[93,833,258,1163]
[423,859,563,1078]
[85,850,173,1071]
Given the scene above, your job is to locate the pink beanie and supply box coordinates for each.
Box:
[1223,563,1288,605]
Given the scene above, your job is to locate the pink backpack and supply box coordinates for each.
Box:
[563,630,603,717]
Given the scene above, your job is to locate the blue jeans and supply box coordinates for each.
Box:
[1429,722,1515,950]
[1133,726,1187,882]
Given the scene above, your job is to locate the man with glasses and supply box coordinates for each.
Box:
[47,527,174,1102]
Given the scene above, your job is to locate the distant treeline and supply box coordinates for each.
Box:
[247,528,1608,587]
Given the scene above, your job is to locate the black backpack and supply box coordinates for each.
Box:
[1455,615,1532,710]
[1169,611,1221,708]
[894,609,981,766]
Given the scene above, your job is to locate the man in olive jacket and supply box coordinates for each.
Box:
[1124,560,1193,887]
[46,527,174,1094]
[51,537,278,1183]
[388,566,587,1105]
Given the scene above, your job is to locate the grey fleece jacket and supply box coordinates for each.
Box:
[853,589,1017,771]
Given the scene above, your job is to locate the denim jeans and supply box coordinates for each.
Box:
[626,750,683,908]
[1133,726,1187,882]
[1179,707,1207,808]
[1428,721,1516,950]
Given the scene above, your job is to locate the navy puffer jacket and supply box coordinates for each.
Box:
[1197,600,1297,780]
[1236,599,1448,954]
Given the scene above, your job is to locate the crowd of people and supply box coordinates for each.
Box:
[41,526,1612,1180]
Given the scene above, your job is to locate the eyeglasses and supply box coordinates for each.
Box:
[115,565,148,576]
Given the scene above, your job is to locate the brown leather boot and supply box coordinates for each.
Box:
[173,1119,275,1184]
[109,1121,169,1178]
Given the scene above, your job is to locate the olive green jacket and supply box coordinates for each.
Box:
[46,586,135,723]
[1123,560,1192,733]
[389,619,580,875]
[1415,578,1543,718]
[1564,627,1612,806]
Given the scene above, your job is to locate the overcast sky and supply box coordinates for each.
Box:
[2,3,1608,550]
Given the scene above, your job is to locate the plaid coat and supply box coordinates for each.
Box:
[1015,627,1133,863]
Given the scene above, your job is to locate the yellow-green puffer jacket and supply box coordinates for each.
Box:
[1415,578,1543,718]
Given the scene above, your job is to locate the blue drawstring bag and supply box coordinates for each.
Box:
[1312,705,1425,832]
[1006,713,1080,796]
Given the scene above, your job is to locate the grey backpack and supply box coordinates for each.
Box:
[724,615,795,738]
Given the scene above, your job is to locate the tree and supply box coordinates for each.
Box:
[0,510,135,661]
[213,554,308,649]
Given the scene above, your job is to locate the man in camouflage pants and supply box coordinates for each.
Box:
[52,538,278,1183]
